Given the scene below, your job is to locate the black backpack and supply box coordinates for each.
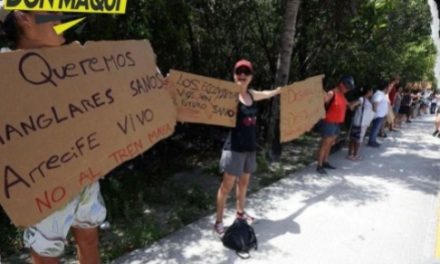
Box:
[221,218,258,259]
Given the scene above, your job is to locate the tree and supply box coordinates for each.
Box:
[269,0,302,160]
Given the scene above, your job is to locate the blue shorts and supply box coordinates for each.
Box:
[320,121,341,137]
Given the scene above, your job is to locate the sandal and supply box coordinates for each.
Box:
[352,155,362,161]
[213,221,225,235]
[236,211,255,225]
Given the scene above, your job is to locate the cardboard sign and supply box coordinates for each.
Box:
[0,40,176,227]
[168,70,240,127]
[280,75,326,143]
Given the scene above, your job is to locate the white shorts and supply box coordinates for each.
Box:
[23,182,106,257]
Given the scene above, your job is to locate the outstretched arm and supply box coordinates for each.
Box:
[348,99,361,111]
[249,87,281,101]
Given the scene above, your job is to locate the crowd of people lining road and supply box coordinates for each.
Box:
[318,75,439,175]
[214,65,440,234]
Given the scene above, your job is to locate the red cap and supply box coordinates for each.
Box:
[234,59,253,72]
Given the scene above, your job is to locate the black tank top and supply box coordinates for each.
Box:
[223,92,258,152]
[401,94,412,106]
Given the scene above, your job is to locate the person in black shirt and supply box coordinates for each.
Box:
[214,59,281,235]
[398,88,412,124]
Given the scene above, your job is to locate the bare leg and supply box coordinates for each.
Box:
[236,173,251,213]
[436,115,440,130]
[30,250,59,264]
[324,136,336,163]
[318,136,335,166]
[216,173,236,222]
[348,139,354,156]
[353,142,360,157]
[395,114,401,128]
[72,227,101,264]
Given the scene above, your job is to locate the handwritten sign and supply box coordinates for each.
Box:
[280,75,326,143]
[0,40,176,227]
[168,70,240,127]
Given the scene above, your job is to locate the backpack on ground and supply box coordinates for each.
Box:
[221,218,258,259]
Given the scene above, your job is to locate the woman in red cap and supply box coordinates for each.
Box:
[214,59,281,235]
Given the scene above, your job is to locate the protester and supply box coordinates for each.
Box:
[398,87,413,124]
[347,86,375,160]
[379,78,400,137]
[368,81,389,147]
[214,59,281,235]
[388,78,400,131]
[430,90,439,114]
[420,89,430,115]
[393,86,403,128]
[0,5,106,264]
[411,90,421,118]
[316,75,357,174]
[392,86,402,128]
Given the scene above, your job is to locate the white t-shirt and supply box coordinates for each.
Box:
[372,90,388,118]
[353,97,375,127]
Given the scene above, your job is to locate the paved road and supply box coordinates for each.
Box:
[114,116,440,264]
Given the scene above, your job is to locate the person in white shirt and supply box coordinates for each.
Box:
[420,89,430,115]
[347,86,375,160]
[429,90,440,114]
[368,81,389,147]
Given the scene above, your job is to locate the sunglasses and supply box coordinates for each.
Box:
[235,67,252,76]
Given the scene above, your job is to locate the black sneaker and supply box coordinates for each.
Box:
[367,142,381,147]
[316,166,327,174]
[323,162,336,169]
[433,130,439,136]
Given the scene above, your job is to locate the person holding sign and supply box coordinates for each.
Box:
[0,5,106,264]
[347,86,375,161]
[368,81,389,147]
[214,59,281,235]
[316,75,356,175]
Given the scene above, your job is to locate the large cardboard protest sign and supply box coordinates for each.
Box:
[280,75,326,143]
[168,70,240,127]
[0,40,176,227]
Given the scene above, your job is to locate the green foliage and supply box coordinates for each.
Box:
[259,163,285,187]
[100,215,164,262]
[295,0,435,87]
[0,215,23,257]
[257,151,271,173]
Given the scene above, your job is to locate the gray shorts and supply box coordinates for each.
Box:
[220,150,257,176]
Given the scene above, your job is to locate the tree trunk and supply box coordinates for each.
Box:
[268,0,301,161]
